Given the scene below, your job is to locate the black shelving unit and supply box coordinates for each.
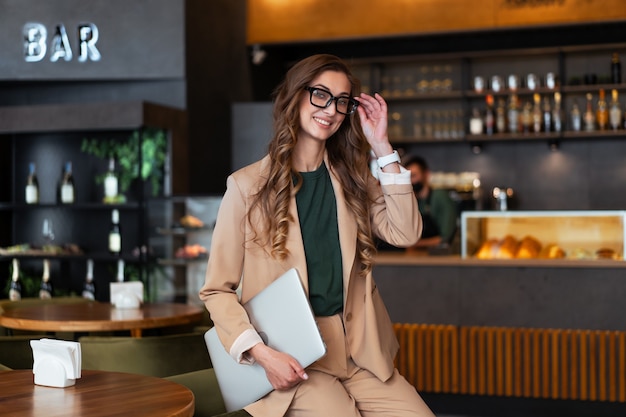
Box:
[0,101,187,301]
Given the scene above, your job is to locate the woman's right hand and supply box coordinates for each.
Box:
[248,343,308,390]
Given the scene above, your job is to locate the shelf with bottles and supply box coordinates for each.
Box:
[0,202,142,211]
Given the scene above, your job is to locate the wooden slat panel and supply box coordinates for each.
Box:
[469,327,478,395]
[533,330,541,398]
[496,328,505,396]
[561,330,569,400]
[571,330,579,400]
[450,325,459,393]
[580,331,588,401]
[424,325,434,391]
[433,326,442,392]
[513,329,522,397]
[442,326,451,393]
[599,331,607,401]
[609,331,617,402]
[460,326,469,394]
[505,328,513,397]
[487,328,495,395]
[620,332,626,402]
[589,331,597,401]
[478,328,486,395]
[416,325,425,391]
[551,330,560,399]
[542,329,550,399]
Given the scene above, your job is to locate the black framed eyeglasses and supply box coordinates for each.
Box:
[304,86,358,115]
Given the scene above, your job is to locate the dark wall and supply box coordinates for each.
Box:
[185,0,252,194]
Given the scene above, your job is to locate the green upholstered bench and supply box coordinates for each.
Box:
[165,368,252,417]
[79,332,212,377]
[0,335,36,369]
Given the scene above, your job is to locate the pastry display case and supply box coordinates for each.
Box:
[461,211,626,261]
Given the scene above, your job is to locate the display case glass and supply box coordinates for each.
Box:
[461,211,626,261]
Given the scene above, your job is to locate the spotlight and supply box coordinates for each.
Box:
[548,140,559,152]
[251,44,267,66]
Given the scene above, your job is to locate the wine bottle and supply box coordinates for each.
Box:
[507,94,519,134]
[542,96,552,132]
[596,89,609,131]
[531,93,542,133]
[611,53,621,84]
[495,98,506,133]
[60,161,75,204]
[552,92,563,133]
[584,93,595,132]
[609,89,622,131]
[82,259,96,300]
[116,259,125,282]
[570,101,582,132]
[39,259,53,299]
[484,94,495,135]
[108,209,122,256]
[104,157,119,202]
[25,162,39,204]
[9,258,22,300]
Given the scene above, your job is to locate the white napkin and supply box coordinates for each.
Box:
[30,338,82,387]
[110,281,144,308]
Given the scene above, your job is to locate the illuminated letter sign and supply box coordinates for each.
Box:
[22,22,101,63]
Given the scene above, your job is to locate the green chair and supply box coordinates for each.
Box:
[164,368,252,417]
[0,335,36,369]
[79,332,212,378]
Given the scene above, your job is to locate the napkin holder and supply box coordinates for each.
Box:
[30,338,81,388]
[110,281,144,308]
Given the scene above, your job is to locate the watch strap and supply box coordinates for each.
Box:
[376,150,400,168]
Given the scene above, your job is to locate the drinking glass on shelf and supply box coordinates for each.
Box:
[423,110,434,138]
[430,65,442,92]
[381,76,391,97]
[404,74,416,97]
[455,109,465,138]
[526,73,539,90]
[392,75,403,98]
[490,75,503,92]
[545,72,557,89]
[433,111,443,139]
[413,110,423,139]
[417,66,430,94]
[42,218,55,243]
[442,65,453,91]
[507,74,519,91]
[473,76,485,93]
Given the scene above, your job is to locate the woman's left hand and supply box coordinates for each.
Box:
[355,92,393,157]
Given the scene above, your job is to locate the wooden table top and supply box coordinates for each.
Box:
[0,369,194,417]
[0,302,204,337]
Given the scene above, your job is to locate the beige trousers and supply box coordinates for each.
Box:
[284,314,435,417]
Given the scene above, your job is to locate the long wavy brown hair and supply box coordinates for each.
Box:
[247,54,377,276]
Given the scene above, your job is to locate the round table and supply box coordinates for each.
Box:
[0,302,204,337]
[0,369,194,416]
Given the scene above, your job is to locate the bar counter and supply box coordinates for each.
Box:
[373,252,626,331]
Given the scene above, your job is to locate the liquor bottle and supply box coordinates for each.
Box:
[520,101,532,133]
[570,101,582,132]
[469,107,483,135]
[609,89,622,131]
[9,258,22,301]
[25,162,39,204]
[507,94,519,134]
[596,89,608,131]
[552,92,563,133]
[116,259,125,282]
[484,94,495,135]
[108,209,122,256]
[532,93,542,133]
[82,259,96,300]
[496,98,506,133]
[60,161,75,204]
[39,259,53,299]
[611,53,621,84]
[542,96,552,132]
[104,157,119,202]
[583,93,595,132]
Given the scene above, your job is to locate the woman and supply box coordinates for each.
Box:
[200,54,434,417]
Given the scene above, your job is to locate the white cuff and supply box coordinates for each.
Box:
[377,166,411,185]
[229,328,264,364]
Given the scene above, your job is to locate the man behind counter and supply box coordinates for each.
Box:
[405,155,457,249]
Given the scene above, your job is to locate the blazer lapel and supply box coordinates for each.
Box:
[326,159,357,298]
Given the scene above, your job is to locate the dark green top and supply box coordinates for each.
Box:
[418,188,458,243]
[295,162,343,317]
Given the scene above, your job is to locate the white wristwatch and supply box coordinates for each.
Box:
[376,150,401,169]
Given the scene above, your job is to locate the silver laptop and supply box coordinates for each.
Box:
[204,268,327,412]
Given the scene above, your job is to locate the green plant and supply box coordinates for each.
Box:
[81,129,167,197]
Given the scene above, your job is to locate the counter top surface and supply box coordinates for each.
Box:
[375,252,626,268]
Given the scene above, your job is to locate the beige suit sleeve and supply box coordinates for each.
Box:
[199,175,258,358]
[369,175,422,247]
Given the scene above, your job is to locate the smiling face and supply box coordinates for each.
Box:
[298,70,352,145]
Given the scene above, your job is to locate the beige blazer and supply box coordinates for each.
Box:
[199,154,422,415]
